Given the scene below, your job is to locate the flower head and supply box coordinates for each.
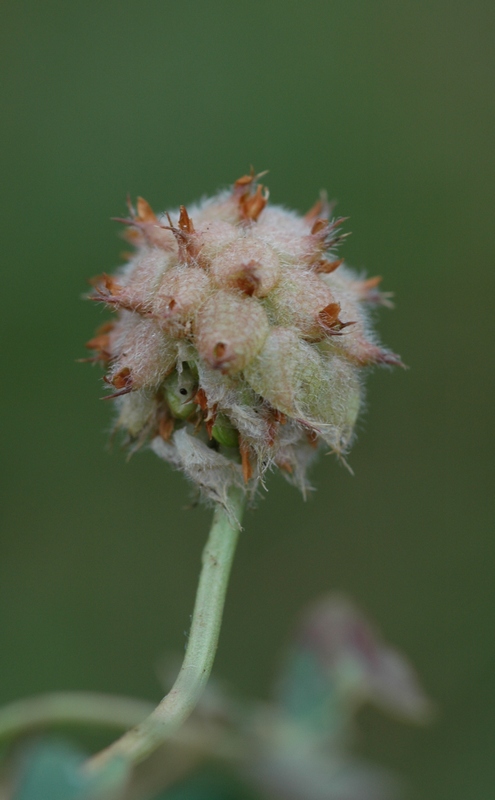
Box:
[85,171,401,523]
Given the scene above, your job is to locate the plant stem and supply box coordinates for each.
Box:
[0,691,244,764]
[0,693,154,743]
[87,489,245,771]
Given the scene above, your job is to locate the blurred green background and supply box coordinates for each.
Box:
[1,1,494,797]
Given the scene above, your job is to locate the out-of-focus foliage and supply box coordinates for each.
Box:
[4,596,429,800]
[10,740,128,800]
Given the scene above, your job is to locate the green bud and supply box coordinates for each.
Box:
[163,365,197,419]
[245,327,361,450]
[211,414,239,448]
[195,290,270,374]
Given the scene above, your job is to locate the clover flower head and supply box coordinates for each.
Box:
[85,170,401,523]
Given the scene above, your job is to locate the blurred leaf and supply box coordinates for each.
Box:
[276,648,342,737]
[12,738,129,800]
[150,767,253,800]
[248,749,397,800]
[277,594,432,731]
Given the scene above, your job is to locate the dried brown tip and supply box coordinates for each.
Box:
[232,262,261,296]
[158,413,175,442]
[318,303,356,335]
[234,167,269,191]
[275,456,293,474]
[310,218,329,236]
[205,405,218,440]
[164,208,201,263]
[239,438,253,483]
[89,274,124,305]
[92,320,115,337]
[350,341,406,368]
[355,276,395,308]
[87,273,118,291]
[84,323,113,363]
[314,258,344,274]
[306,429,319,448]
[311,216,349,240]
[178,205,195,235]
[108,366,133,390]
[102,366,134,400]
[304,191,330,222]
[361,275,382,289]
[193,389,218,438]
[266,407,287,446]
[136,197,158,224]
[194,387,208,412]
[239,183,268,222]
[318,302,340,328]
[113,197,175,251]
[89,275,148,315]
[120,227,142,246]
[211,342,230,371]
[234,172,256,189]
[79,325,113,361]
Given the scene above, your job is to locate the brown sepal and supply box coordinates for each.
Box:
[318,302,356,335]
[306,429,319,449]
[194,387,208,412]
[106,366,133,391]
[158,414,175,442]
[276,457,293,475]
[311,216,349,240]
[239,437,253,483]
[314,258,344,274]
[87,320,114,340]
[136,197,158,224]
[88,273,121,293]
[349,341,406,368]
[233,167,269,192]
[84,325,112,363]
[89,274,148,315]
[112,196,175,251]
[266,407,287,446]
[304,192,334,224]
[208,342,234,373]
[233,261,261,296]
[271,408,287,424]
[239,184,268,222]
[178,205,195,235]
[318,302,341,327]
[80,320,113,362]
[193,388,218,438]
[305,217,350,264]
[354,276,394,308]
[101,386,134,400]
[360,275,382,289]
[121,227,142,246]
[311,217,328,236]
[164,209,202,264]
[204,404,218,440]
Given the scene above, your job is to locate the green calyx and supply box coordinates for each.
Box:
[163,365,198,420]
[211,414,239,448]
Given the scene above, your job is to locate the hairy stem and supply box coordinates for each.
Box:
[87,490,244,771]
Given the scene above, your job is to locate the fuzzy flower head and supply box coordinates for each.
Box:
[85,171,401,523]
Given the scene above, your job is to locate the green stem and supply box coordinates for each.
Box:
[0,691,244,765]
[0,693,154,743]
[87,490,244,771]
